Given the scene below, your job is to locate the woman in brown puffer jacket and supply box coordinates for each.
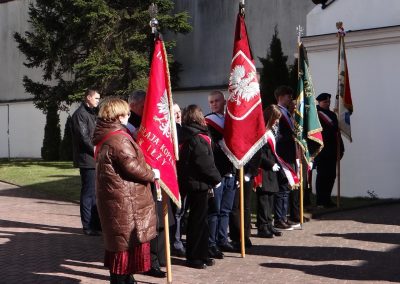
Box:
[93,97,158,284]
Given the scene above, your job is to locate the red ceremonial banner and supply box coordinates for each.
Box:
[221,13,267,169]
[136,38,181,208]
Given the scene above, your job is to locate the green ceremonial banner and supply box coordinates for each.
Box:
[293,43,324,164]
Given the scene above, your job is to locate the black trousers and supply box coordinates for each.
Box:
[289,189,300,221]
[229,180,252,242]
[316,158,337,205]
[79,168,100,231]
[256,190,275,231]
[186,190,209,261]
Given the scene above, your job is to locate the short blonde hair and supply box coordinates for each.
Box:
[98,97,130,122]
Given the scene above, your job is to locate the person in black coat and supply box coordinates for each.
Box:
[256,105,286,238]
[71,89,101,236]
[127,90,173,278]
[178,105,222,269]
[274,86,300,229]
[315,93,344,207]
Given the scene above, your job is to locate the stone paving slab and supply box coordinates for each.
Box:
[0,181,399,284]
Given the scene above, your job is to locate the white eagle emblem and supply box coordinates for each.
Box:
[153,90,171,138]
[228,65,260,105]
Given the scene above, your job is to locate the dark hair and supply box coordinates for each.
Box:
[128,90,146,104]
[274,85,293,100]
[263,104,281,130]
[182,104,205,126]
[84,89,98,99]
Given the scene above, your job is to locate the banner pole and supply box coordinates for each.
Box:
[299,155,304,226]
[162,191,173,284]
[336,31,342,208]
[239,167,245,257]
[337,133,341,208]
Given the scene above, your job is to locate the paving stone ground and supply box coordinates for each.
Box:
[0,181,399,284]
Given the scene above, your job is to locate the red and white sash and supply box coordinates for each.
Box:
[205,113,224,134]
[318,111,334,127]
[266,130,299,188]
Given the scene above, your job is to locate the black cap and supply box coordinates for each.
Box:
[316,93,331,101]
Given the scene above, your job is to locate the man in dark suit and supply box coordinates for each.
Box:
[315,93,344,208]
[71,89,101,236]
[274,86,300,230]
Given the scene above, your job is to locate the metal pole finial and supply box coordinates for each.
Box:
[239,0,245,16]
[296,25,304,44]
[336,22,345,37]
[149,3,159,34]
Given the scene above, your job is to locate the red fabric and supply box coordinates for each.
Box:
[197,133,211,146]
[253,168,263,188]
[94,129,133,160]
[136,38,181,208]
[222,13,267,169]
[104,242,151,274]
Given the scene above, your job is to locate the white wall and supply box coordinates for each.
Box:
[304,30,400,199]
[0,0,43,101]
[307,0,400,36]
[0,101,76,158]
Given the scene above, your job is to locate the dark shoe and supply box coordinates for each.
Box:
[218,242,235,252]
[274,220,294,231]
[127,275,137,284]
[208,246,224,259]
[186,259,207,269]
[245,238,253,248]
[203,258,215,266]
[110,273,130,284]
[144,266,166,278]
[83,229,100,236]
[229,241,241,252]
[257,230,273,238]
[269,225,283,237]
[171,247,186,257]
[324,202,337,208]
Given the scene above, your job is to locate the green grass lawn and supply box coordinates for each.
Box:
[0,159,81,202]
[0,159,398,212]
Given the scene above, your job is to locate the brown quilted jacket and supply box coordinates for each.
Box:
[93,119,157,252]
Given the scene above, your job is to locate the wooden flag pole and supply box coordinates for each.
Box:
[239,167,245,257]
[162,191,173,284]
[296,26,304,226]
[299,157,304,226]
[336,135,341,207]
[335,24,343,208]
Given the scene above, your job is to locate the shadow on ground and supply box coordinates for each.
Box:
[314,202,400,226]
[249,203,400,282]
[0,219,107,283]
[0,177,80,203]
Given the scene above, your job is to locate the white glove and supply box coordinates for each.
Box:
[309,162,313,170]
[152,169,160,180]
[272,163,280,172]
[244,174,251,182]
[214,182,222,189]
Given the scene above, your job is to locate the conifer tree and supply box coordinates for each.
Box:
[59,115,73,161]
[14,0,192,112]
[41,104,61,161]
[259,27,290,107]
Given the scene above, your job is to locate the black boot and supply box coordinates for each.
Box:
[110,273,129,284]
[268,224,283,237]
[257,225,273,238]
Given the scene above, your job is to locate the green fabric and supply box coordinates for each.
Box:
[293,43,324,164]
